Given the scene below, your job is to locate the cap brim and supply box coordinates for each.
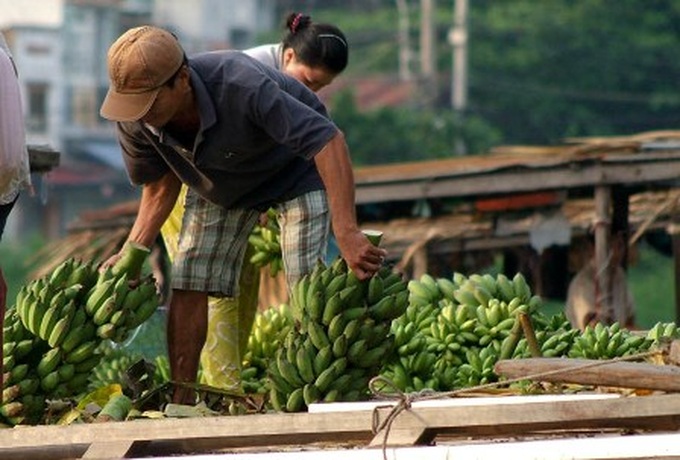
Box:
[99,86,161,122]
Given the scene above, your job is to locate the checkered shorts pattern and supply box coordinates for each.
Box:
[171,190,329,297]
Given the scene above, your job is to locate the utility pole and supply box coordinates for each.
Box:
[420,0,437,107]
[395,0,413,81]
[448,0,468,154]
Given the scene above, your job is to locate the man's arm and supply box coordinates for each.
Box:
[314,131,386,280]
[102,172,181,270]
[128,172,182,248]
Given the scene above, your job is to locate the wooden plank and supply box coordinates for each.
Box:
[82,441,134,459]
[28,145,60,173]
[378,393,680,440]
[494,358,680,391]
[2,393,680,458]
[0,411,375,457]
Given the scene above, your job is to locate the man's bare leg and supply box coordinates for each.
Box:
[167,289,208,404]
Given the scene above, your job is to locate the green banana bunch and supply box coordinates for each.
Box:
[267,257,407,412]
[1,306,50,425]
[88,346,143,391]
[241,304,294,394]
[248,208,283,277]
[382,271,551,393]
[646,321,680,345]
[455,346,499,387]
[1,247,161,426]
[568,322,651,360]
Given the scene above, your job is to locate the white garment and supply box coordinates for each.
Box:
[0,39,31,204]
[242,43,283,70]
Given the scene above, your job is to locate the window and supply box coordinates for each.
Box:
[26,83,48,133]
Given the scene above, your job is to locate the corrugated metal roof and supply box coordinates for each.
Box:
[354,130,680,204]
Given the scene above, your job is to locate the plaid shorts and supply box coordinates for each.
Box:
[171,189,329,297]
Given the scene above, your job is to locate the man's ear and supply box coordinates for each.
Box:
[177,66,192,91]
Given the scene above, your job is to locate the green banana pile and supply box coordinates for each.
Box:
[88,345,143,391]
[380,272,542,392]
[248,208,283,276]
[267,257,408,412]
[2,308,48,424]
[241,304,294,395]
[379,271,668,393]
[1,245,159,425]
[645,321,680,344]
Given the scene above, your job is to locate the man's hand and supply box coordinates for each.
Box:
[99,251,123,272]
[336,230,387,280]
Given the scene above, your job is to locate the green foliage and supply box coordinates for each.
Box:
[0,233,44,306]
[330,89,501,164]
[293,2,680,147]
[469,0,680,143]
[628,243,675,329]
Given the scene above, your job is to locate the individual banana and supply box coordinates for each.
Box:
[64,340,98,364]
[48,315,73,348]
[85,278,116,316]
[37,348,62,378]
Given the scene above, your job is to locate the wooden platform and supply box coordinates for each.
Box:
[2,392,680,459]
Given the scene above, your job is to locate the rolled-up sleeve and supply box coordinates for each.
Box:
[117,122,171,185]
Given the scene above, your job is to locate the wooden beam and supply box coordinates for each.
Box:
[2,394,680,457]
[494,357,680,392]
[28,145,60,173]
[0,411,375,456]
[594,185,613,323]
[356,160,680,204]
[372,393,680,443]
[82,441,134,459]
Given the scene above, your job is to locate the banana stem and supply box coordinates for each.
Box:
[519,312,542,357]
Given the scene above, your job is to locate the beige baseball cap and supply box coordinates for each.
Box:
[100,25,185,122]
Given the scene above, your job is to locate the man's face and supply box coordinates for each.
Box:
[141,69,187,128]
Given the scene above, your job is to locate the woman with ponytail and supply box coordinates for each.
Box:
[246,12,348,92]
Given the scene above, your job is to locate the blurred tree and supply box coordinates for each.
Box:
[329,89,501,165]
[271,1,680,153]
[468,0,680,144]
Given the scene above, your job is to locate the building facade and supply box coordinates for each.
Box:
[3,0,276,242]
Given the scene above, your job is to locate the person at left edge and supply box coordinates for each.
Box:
[98,25,386,404]
[0,32,32,397]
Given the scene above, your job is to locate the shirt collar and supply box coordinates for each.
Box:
[188,66,217,135]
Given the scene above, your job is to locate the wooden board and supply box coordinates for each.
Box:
[3,393,680,458]
[494,358,680,391]
[28,145,60,173]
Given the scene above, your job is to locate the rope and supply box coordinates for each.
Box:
[368,347,663,459]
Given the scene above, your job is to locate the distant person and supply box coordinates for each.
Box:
[566,233,636,330]
[245,12,348,92]
[159,12,350,392]
[0,32,32,394]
